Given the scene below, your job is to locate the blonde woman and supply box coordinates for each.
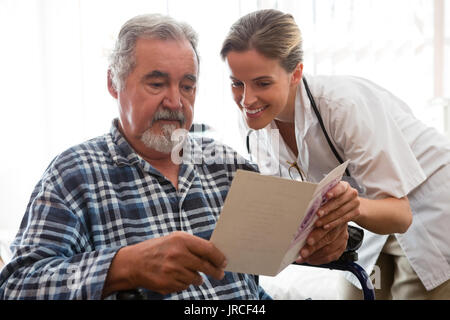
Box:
[221,9,450,299]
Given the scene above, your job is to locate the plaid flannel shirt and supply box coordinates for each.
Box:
[0,120,270,300]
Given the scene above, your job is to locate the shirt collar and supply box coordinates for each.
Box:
[107,119,142,167]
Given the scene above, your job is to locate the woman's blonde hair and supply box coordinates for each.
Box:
[220,9,303,72]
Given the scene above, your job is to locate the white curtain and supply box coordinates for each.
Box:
[0,0,448,238]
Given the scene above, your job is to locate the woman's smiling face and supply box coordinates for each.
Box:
[225,49,300,130]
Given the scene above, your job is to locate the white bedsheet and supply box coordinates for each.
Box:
[260,264,344,300]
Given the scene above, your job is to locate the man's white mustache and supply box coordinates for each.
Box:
[151,108,185,126]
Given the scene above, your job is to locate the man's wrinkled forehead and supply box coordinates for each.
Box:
[134,37,199,76]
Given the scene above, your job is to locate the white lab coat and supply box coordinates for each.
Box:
[241,74,450,290]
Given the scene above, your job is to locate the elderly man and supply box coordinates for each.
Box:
[0,14,350,299]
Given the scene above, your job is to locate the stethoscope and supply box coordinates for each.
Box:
[246,77,365,194]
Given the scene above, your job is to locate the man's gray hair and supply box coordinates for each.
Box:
[108,13,199,91]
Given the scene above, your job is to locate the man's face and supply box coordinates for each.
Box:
[109,37,198,156]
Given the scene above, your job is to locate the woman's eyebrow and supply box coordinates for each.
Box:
[252,76,273,81]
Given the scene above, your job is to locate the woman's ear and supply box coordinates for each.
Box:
[107,70,119,99]
[290,63,303,86]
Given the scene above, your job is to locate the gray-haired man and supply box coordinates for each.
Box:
[0,14,349,299]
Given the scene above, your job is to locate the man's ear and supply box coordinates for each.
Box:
[291,63,303,86]
[107,70,118,99]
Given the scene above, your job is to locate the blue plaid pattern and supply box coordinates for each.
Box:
[0,120,270,300]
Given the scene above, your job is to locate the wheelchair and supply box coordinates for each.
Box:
[293,225,375,300]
